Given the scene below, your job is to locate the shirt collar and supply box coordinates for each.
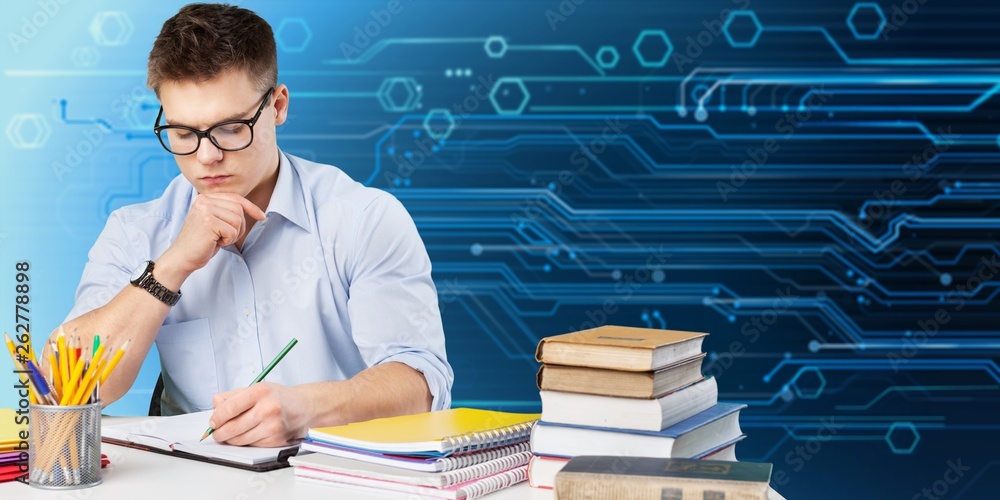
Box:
[185,149,313,234]
[266,150,313,233]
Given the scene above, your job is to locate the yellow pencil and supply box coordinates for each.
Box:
[67,335,78,383]
[5,333,38,404]
[57,332,69,390]
[99,339,130,385]
[72,359,104,406]
[48,349,62,400]
[70,345,105,406]
[3,333,17,363]
[60,346,88,406]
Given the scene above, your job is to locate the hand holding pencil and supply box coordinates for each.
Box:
[201,338,299,445]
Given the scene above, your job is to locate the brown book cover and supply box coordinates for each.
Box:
[535,325,708,371]
[536,353,706,398]
[555,456,771,500]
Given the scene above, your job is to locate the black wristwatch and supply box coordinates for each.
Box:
[130,260,181,306]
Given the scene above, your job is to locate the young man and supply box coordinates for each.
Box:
[52,3,452,447]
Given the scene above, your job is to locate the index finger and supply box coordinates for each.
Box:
[209,386,257,429]
[211,387,240,409]
[202,192,266,221]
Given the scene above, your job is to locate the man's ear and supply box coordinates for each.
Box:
[273,84,290,126]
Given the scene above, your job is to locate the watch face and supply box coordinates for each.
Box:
[131,261,150,282]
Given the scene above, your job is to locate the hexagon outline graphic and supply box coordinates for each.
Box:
[789,367,826,399]
[631,29,674,68]
[6,114,51,149]
[596,46,620,69]
[885,422,920,454]
[71,46,101,68]
[489,77,530,115]
[847,2,887,40]
[276,18,312,53]
[723,11,764,48]
[423,109,456,141]
[377,77,421,112]
[89,12,134,47]
[484,36,508,58]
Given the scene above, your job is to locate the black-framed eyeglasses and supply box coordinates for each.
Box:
[153,87,274,155]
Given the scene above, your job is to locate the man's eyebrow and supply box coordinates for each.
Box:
[165,109,252,128]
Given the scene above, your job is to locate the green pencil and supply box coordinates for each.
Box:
[200,337,298,442]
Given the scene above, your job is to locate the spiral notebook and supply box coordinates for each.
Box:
[294,463,528,500]
[300,440,531,472]
[305,408,539,457]
[289,448,531,488]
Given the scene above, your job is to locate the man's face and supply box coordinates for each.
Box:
[157,70,287,198]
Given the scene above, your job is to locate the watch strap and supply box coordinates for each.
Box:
[132,261,181,306]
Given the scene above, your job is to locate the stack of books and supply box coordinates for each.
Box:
[292,408,539,498]
[529,325,746,489]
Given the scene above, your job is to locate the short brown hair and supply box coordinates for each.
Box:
[147,3,277,94]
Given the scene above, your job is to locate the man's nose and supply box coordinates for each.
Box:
[196,136,223,164]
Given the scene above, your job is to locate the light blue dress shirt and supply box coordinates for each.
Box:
[65,150,453,416]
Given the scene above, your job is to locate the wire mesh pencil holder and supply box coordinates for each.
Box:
[28,402,103,489]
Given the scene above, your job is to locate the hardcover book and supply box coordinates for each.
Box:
[535,325,708,371]
[531,402,745,458]
[528,439,745,490]
[540,377,718,431]
[554,456,772,500]
[536,353,706,398]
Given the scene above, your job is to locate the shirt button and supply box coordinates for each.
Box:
[243,308,249,316]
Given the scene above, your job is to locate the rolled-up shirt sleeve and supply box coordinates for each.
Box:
[64,210,138,323]
[346,194,454,410]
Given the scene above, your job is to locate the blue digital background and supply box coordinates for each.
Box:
[2,0,999,497]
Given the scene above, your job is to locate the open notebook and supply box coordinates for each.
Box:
[101,410,298,471]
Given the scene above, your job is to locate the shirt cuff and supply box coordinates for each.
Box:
[376,351,453,411]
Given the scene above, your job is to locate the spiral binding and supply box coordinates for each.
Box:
[440,451,532,488]
[460,464,528,499]
[439,420,536,455]
[435,441,531,472]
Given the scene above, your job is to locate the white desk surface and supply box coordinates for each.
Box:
[0,416,785,500]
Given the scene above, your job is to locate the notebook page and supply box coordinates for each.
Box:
[106,410,291,465]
